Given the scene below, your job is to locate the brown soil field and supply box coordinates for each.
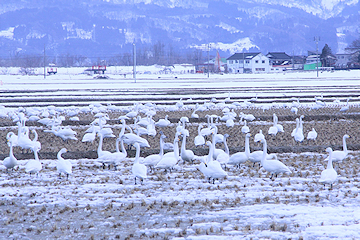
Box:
[1,104,360,161]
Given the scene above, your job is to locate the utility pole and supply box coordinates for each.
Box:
[133,43,136,83]
[314,36,320,77]
[43,44,46,79]
[243,51,245,73]
[207,43,211,78]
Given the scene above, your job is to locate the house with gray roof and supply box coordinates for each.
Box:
[226,52,270,73]
[266,52,292,66]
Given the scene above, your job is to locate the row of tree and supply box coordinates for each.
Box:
[0,41,209,68]
[1,38,359,70]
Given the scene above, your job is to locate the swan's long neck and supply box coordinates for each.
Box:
[261,140,267,165]
[181,134,187,153]
[209,134,216,162]
[120,138,127,156]
[223,136,229,155]
[343,136,348,153]
[197,124,202,135]
[134,144,141,164]
[33,130,38,142]
[119,121,126,137]
[273,114,277,124]
[245,135,250,157]
[98,134,104,154]
[207,142,214,163]
[17,122,22,137]
[115,138,120,153]
[99,117,104,129]
[173,135,179,158]
[207,116,210,127]
[9,141,14,158]
[34,149,39,161]
[57,151,64,161]
[295,119,299,131]
[159,137,164,156]
[327,150,334,169]
[299,117,304,129]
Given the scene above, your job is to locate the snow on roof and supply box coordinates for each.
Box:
[226,52,261,60]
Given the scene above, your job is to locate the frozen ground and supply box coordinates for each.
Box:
[0,70,360,239]
[1,152,359,240]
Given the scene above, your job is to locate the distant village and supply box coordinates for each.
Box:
[196,50,360,74]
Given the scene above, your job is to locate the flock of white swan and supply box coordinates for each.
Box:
[1,96,352,189]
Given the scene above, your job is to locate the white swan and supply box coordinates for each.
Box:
[291,98,300,108]
[228,133,251,168]
[290,107,298,114]
[82,125,96,143]
[268,120,278,136]
[293,118,304,143]
[17,122,35,152]
[142,134,166,171]
[122,125,150,148]
[202,141,228,184]
[216,134,230,169]
[146,120,157,137]
[112,136,128,169]
[319,147,337,189]
[241,120,250,134]
[240,112,255,121]
[31,129,41,152]
[191,108,199,118]
[3,139,18,172]
[210,127,226,160]
[180,130,195,163]
[259,139,291,180]
[97,132,117,169]
[307,128,318,141]
[249,146,275,167]
[254,130,265,142]
[226,117,235,127]
[273,113,284,133]
[325,134,350,162]
[291,118,299,137]
[6,132,18,147]
[134,117,148,136]
[97,114,116,138]
[118,118,150,148]
[155,133,180,172]
[155,115,171,127]
[44,125,78,142]
[194,124,206,147]
[136,115,151,128]
[132,142,147,184]
[200,115,213,138]
[212,124,224,144]
[340,98,350,112]
[56,148,72,179]
[25,147,42,176]
[125,105,139,119]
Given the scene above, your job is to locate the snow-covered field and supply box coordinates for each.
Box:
[0,70,360,239]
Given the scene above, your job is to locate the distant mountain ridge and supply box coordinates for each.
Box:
[0,0,359,63]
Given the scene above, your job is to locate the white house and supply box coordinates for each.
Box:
[226,52,270,73]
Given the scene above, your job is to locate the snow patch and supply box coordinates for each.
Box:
[216,22,242,34]
[191,38,259,54]
[0,27,15,39]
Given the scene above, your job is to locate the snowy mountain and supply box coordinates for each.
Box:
[0,0,359,64]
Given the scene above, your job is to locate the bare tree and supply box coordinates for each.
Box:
[19,54,42,75]
[59,54,75,67]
